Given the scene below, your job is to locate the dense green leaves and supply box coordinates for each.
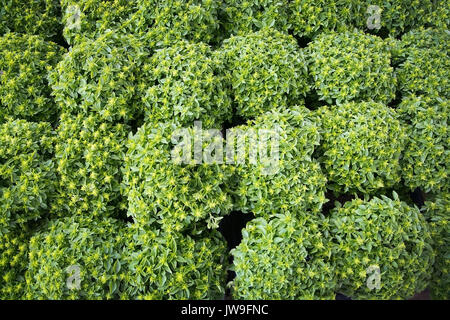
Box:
[221,0,290,36]
[424,193,450,300]
[26,216,130,299]
[61,0,221,45]
[140,40,231,128]
[426,1,450,29]
[138,0,221,46]
[232,106,327,218]
[289,0,354,38]
[0,227,30,299]
[1,1,448,301]
[49,31,151,123]
[330,194,434,299]
[400,28,450,53]
[52,114,129,219]
[232,213,336,299]
[0,120,55,234]
[123,225,228,300]
[123,122,233,232]
[219,28,309,119]
[26,216,228,300]
[0,0,61,40]
[351,0,435,36]
[221,1,447,39]
[317,101,406,194]
[0,33,65,122]
[398,95,448,193]
[397,33,449,98]
[307,30,396,104]
[60,0,139,45]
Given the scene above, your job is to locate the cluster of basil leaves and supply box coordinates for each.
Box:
[0,0,448,300]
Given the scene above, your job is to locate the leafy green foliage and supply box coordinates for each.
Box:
[351,0,434,36]
[307,30,396,104]
[317,101,406,194]
[330,194,434,299]
[221,0,290,36]
[232,106,327,218]
[219,28,309,119]
[140,40,231,128]
[1,1,448,301]
[288,0,354,38]
[49,31,151,123]
[397,32,449,98]
[0,0,61,40]
[52,114,129,219]
[232,213,336,299]
[400,28,450,53]
[137,0,221,46]
[60,0,139,45]
[424,192,449,300]
[0,33,65,122]
[426,1,449,29]
[26,216,130,300]
[123,122,233,232]
[123,225,228,300]
[61,0,221,45]
[0,120,55,234]
[398,95,448,193]
[0,227,29,299]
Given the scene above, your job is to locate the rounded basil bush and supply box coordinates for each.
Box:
[398,95,448,193]
[52,114,129,219]
[424,192,449,300]
[140,40,232,128]
[122,225,228,300]
[231,213,336,299]
[123,121,234,232]
[49,31,151,123]
[0,119,55,234]
[316,101,406,194]
[397,30,449,98]
[330,193,434,300]
[0,33,65,122]
[219,28,309,119]
[307,29,396,105]
[25,216,130,300]
[231,106,327,218]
